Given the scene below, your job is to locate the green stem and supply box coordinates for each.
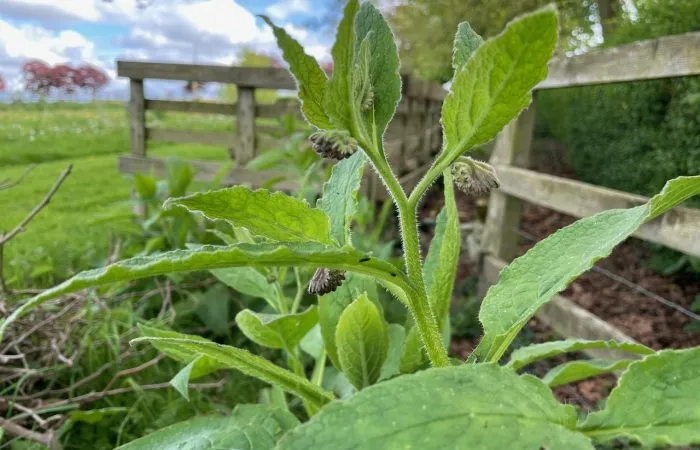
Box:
[408,152,450,210]
[291,268,304,314]
[275,281,290,314]
[361,141,449,368]
[286,348,316,417]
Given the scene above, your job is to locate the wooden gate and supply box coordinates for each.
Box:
[116,61,445,199]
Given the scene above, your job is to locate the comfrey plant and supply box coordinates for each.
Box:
[3,2,700,448]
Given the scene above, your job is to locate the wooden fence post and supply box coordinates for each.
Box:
[129,79,146,157]
[236,86,256,165]
[478,98,537,297]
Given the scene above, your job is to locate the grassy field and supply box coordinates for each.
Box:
[0,101,274,286]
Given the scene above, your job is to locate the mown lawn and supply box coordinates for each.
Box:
[0,101,278,286]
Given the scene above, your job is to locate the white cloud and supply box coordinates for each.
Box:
[0,18,112,96]
[266,0,311,21]
[0,0,102,23]
[115,0,276,64]
[0,0,332,100]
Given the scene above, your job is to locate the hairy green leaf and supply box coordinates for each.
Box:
[261,16,332,130]
[423,172,460,330]
[300,324,324,360]
[579,348,700,446]
[336,294,389,390]
[169,357,200,401]
[452,22,483,71]
[475,176,700,362]
[317,151,366,246]
[116,404,299,450]
[278,364,592,449]
[318,272,379,368]
[0,242,411,342]
[378,323,405,381]
[399,326,426,374]
[132,337,335,407]
[236,307,318,350]
[442,7,557,161]
[508,339,653,370]
[543,359,632,387]
[165,187,333,244]
[133,173,156,200]
[210,267,276,302]
[139,325,223,379]
[354,1,402,141]
[325,0,359,131]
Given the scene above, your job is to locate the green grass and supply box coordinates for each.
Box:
[0,101,280,286]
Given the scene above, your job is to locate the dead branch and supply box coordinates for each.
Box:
[0,242,8,296]
[0,165,72,297]
[101,354,165,392]
[0,165,35,191]
[1,300,78,355]
[0,417,58,449]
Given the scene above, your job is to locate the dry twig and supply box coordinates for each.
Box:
[0,164,72,296]
[0,165,35,192]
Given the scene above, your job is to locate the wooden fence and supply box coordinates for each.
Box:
[479,31,700,358]
[116,60,444,199]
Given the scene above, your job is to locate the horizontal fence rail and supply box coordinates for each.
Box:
[539,31,700,88]
[116,61,446,201]
[116,61,296,89]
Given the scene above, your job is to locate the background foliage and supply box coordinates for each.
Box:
[537,0,700,204]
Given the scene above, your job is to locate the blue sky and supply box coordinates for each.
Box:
[0,0,342,99]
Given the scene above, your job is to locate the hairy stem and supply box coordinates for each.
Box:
[408,152,450,210]
[361,140,449,367]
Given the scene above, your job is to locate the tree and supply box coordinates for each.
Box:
[22,61,109,99]
[388,0,596,83]
[0,74,5,92]
[22,60,53,97]
[75,64,109,97]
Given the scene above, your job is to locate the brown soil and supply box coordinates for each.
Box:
[519,204,700,350]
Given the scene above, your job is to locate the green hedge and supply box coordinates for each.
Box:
[537,78,700,205]
[537,0,700,204]
[536,0,700,273]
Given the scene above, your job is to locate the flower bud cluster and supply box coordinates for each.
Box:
[450,156,500,196]
[309,130,358,160]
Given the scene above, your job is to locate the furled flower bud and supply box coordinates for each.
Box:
[309,130,358,160]
[308,268,346,295]
[450,156,500,196]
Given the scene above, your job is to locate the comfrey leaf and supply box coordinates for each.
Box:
[335,294,389,390]
[579,348,700,446]
[452,22,484,71]
[317,151,366,246]
[278,365,591,449]
[0,242,413,342]
[474,176,700,363]
[353,1,402,141]
[442,7,557,161]
[261,16,332,130]
[165,187,333,244]
[325,0,360,131]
